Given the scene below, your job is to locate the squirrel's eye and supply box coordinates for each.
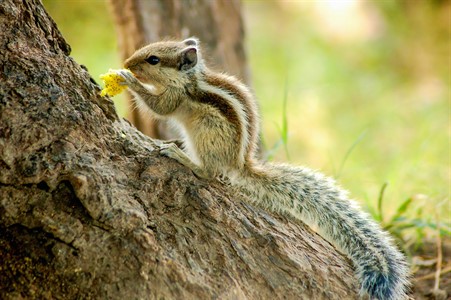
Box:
[145,55,160,65]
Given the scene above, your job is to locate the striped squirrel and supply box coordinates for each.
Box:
[117,38,410,300]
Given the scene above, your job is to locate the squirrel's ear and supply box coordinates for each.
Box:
[180,47,197,71]
[183,37,198,47]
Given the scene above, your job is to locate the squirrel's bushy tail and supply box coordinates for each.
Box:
[232,162,410,300]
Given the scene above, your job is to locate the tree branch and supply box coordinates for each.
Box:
[0,1,359,299]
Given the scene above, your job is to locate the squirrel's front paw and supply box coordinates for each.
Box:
[116,69,139,86]
[159,143,211,179]
[159,143,186,162]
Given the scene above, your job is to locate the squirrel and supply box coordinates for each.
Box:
[117,38,410,300]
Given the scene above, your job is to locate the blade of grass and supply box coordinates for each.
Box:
[268,78,291,162]
[376,182,388,222]
[336,130,367,179]
[280,77,290,160]
[433,214,442,291]
[264,134,284,161]
[388,197,413,225]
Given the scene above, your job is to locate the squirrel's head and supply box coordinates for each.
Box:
[124,38,202,88]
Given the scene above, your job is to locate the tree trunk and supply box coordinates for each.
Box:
[0,1,359,299]
[108,0,250,139]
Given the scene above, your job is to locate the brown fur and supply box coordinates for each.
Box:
[189,87,242,148]
[203,70,259,160]
[120,39,411,299]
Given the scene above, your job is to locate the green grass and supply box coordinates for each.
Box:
[42,1,449,241]
[369,183,450,255]
[244,2,449,237]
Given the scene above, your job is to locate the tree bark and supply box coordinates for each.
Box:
[0,1,359,299]
[108,0,250,139]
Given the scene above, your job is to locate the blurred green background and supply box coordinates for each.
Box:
[42,1,449,241]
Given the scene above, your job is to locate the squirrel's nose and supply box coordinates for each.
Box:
[124,58,135,69]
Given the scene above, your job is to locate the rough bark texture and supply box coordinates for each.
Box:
[108,0,249,139]
[0,1,359,299]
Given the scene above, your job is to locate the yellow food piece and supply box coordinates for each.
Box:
[99,69,130,97]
